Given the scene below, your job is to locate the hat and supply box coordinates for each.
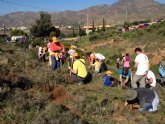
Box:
[73,52,79,57]
[90,53,95,60]
[52,37,57,43]
[70,45,75,49]
[125,89,137,101]
[105,70,112,75]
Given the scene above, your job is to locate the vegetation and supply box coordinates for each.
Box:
[102,17,106,32]
[30,12,60,37]
[0,20,165,124]
[10,29,26,36]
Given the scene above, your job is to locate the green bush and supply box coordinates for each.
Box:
[158,29,165,36]
[32,37,46,47]
[89,33,99,41]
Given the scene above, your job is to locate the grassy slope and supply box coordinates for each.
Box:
[0,21,165,124]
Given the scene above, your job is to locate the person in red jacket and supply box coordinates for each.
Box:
[49,36,65,71]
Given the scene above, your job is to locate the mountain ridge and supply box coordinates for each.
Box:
[0,0,165,27]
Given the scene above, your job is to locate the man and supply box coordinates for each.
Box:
[49,36,65,71]
[119,67,131,88]
[131,48,149,88]
[145,70,156,89]
[68,53,87,85]
[125,88,159,113]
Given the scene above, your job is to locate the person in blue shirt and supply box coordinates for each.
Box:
[119,67,131,88]
[104,70,113,87]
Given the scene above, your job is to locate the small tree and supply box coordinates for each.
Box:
[102,17,106,32]
[92,20,95,32]
[30,12,60,37]
[72,27,76,37]
[123,21,130,29]
[49,27,60,37]
[79,25,86,37]
[10,29,25,36]
[131,21,139,26]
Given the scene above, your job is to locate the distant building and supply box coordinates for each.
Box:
[82,24,113,34]
[11,26,28,30]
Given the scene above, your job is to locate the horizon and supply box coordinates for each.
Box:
[0,0,165,16]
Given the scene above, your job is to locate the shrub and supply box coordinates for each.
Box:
[89,34,99,41]
[158,30,165,36]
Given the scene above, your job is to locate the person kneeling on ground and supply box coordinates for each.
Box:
[104,70,115,87]
[119,67,131,88]
[145,70,156,89]
[89,58,101,73]
[68,52,87,85]
[125,88,159,113]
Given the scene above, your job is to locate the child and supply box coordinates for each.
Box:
[123,53,131,68]
[91,59,101,73]
[104,70,113,87]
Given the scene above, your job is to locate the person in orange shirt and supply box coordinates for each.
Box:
[49,36,65,71]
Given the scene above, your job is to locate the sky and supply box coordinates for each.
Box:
[0,0,165,15]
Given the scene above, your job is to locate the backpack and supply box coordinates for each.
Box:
[159,66,165,78]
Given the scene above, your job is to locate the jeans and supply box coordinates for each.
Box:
[138,103,152,112]
[148,91,159,112]
[71,73,84,83]
[138,91,159,113]
[51,56,60,71]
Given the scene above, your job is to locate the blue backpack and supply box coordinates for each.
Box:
[159,67,165,78]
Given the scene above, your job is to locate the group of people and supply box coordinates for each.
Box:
[123,48,159,113]
[36,36,165,113]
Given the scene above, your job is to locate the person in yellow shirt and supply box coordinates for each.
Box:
[90,59,101,73]
[68,52,87,85]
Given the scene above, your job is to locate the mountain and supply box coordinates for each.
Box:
[0,0,165,28]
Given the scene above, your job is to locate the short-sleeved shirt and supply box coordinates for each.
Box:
[91,61,101,71]
[95,53,105,60]
[135,53,149,75]
[147,70,156,87]
[119,68,131,79]
[68,49,76,57]
[135,88,155,106]
[104,75,112,86]
[73,59,87,78]
[123,56,130,68]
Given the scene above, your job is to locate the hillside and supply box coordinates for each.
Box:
[0,20,165,124]
[0,0,165,27]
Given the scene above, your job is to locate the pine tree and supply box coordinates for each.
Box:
[102,17,106,32]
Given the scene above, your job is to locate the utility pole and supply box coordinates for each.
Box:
[125,5,128,22]
[3,24,6,35]
[86,13,89,35]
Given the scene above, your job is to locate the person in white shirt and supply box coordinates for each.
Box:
[95,53,105,61]
[145,70,156,89]
[131,47,150,88]
[68,45,76,67]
